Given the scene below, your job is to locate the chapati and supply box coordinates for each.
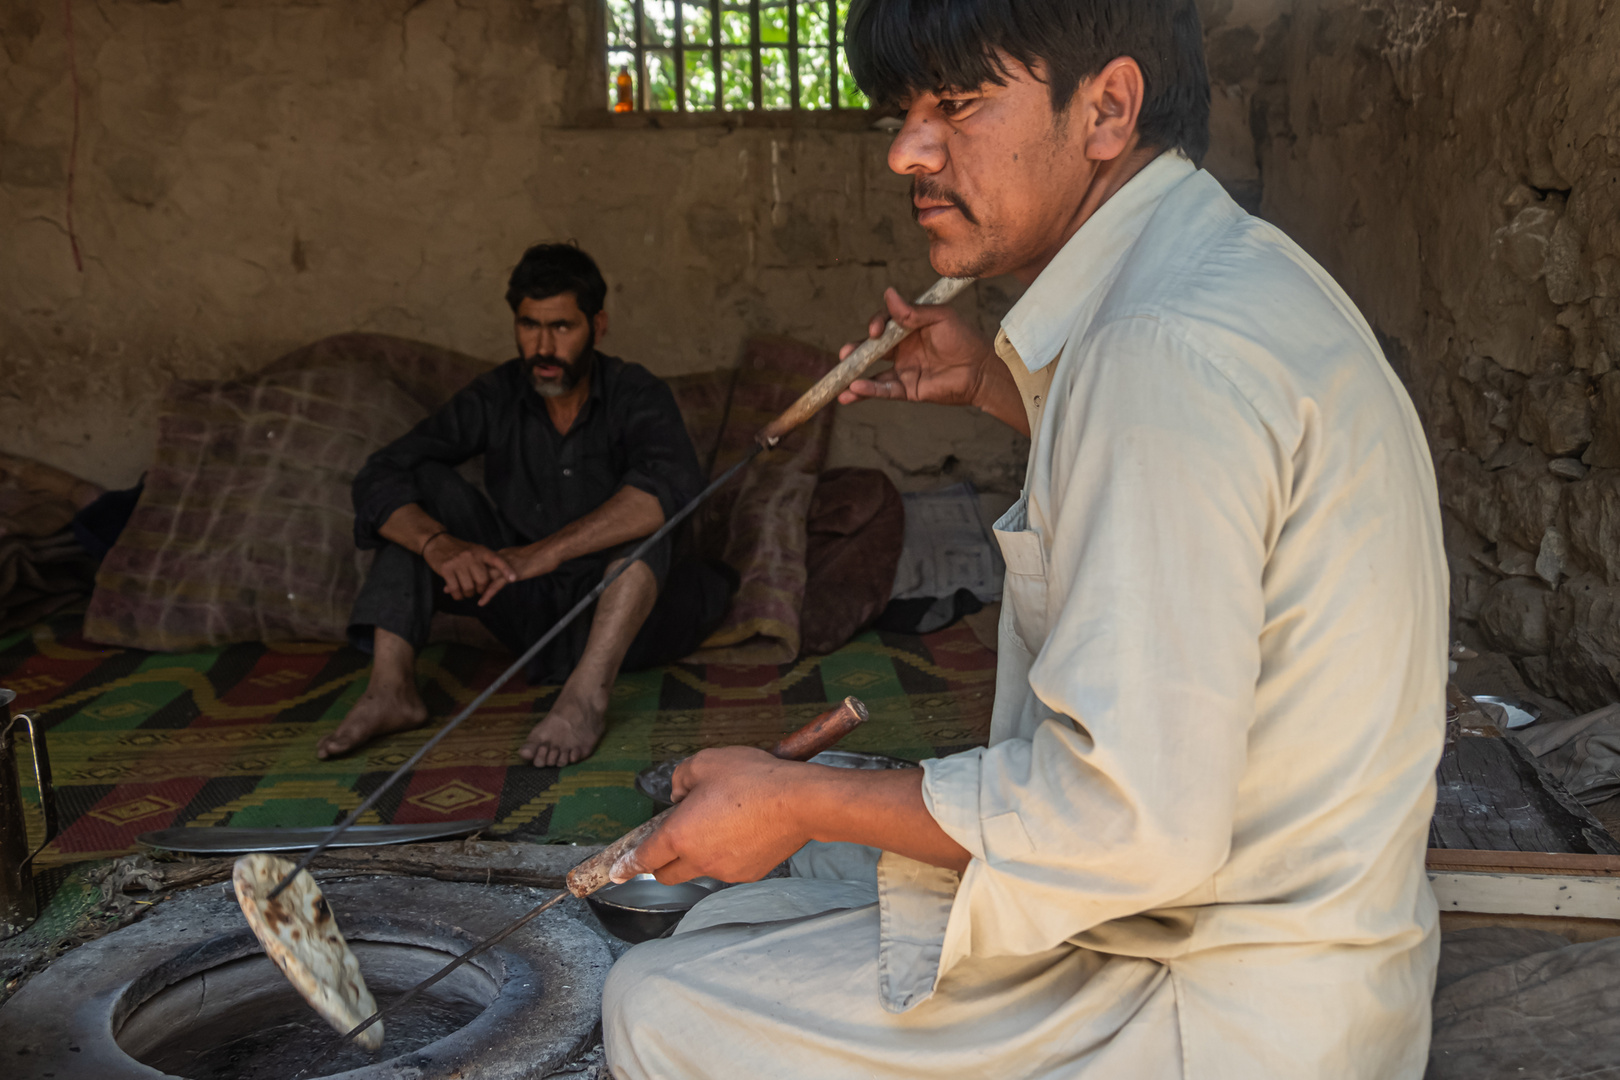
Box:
[233,852,384,1051]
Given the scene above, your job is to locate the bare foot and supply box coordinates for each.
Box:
[520,685,609,767]
[317,680,429,759]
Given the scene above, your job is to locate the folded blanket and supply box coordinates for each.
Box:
[682,336,837,665]
[0,531,97,637]
[0,452,102,541]
[1519,703,1620,805]
[1430,927,1620,1078]
[0,453,103,635]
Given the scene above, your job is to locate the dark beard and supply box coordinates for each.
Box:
[529,327,596,397]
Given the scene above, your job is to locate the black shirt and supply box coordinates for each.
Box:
[352,353,703,551]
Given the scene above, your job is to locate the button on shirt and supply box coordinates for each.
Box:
[352,353,703,551]
[873,152,1449,1077]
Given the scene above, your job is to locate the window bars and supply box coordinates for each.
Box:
[606,0,870,113]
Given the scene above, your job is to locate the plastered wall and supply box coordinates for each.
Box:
[2,0,1269,498]
[1260,0,1620,709]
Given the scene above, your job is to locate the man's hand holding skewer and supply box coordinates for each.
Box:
[837,287,1030,436]
[614,747,971,887]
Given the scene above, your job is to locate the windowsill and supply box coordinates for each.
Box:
[562,108,891,132]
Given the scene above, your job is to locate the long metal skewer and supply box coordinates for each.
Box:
[294,889,570,1078]
[266,274,973,902]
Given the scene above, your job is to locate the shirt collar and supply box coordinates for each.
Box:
[1001,151,1197,373]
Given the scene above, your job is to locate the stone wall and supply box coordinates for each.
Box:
[1,0,1271,498]
[1259,0,1620,709]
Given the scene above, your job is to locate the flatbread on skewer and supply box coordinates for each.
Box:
[233,853,384,1051]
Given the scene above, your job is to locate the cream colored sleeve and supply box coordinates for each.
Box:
[922,317,1285,958]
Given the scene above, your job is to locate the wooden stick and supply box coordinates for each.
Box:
[754,276,975,448]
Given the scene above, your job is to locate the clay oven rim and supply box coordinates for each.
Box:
[108,917,507,1037]
[0,876,613,1080]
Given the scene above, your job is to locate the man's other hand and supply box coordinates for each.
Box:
[474,541,564,606]
[617,747,812,886]
[837,286,997,408]
[425,535,518,605]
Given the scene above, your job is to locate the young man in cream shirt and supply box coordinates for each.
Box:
[602,1,1448,1075]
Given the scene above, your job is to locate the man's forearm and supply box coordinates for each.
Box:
[524,485,664,569]
[626,747,970,885]
[378,503,447,555]
[791,765,971,873]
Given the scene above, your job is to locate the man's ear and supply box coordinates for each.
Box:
[1082,57,1145,162]
[593,310,609,341]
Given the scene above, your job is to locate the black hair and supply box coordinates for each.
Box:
[845,0,1210,164]
[505,243,609,317]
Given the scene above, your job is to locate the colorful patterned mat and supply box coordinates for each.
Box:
[0,615,995,866]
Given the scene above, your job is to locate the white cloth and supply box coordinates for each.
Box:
[604,152,1449,1079]
[889,481,1006,603]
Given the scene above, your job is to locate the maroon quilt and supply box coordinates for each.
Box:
[683,337,838,664]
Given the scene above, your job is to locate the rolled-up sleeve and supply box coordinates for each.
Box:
[920,318,1284,962]
[612,373,703,521]
[351,384,491,549]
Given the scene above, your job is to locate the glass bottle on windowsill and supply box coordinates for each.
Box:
[615,66,633,113]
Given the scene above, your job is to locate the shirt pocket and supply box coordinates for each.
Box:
[993,494,1050,654]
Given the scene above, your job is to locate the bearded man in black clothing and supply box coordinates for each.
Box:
[321,244,731,767]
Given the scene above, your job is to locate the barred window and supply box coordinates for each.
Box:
[605,0,870,113]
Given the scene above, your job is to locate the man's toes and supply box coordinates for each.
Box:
[316,730,352,759]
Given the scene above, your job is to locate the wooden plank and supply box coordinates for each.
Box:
[1429,734,1620,855]
[1426,848,1620,876]
[1440,910,1620,943]
[1428,870,1620,919]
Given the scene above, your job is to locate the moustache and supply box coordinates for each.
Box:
[910,177,978,226]
[530,353,583,375]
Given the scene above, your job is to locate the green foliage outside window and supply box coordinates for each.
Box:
[605,0,869,113]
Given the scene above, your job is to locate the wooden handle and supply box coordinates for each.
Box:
[567,813,669,898]
[565,697,870,897]
[754,277,976,449]
[767,696,868,759]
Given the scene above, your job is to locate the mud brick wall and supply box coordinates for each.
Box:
[1259,0,1620,708]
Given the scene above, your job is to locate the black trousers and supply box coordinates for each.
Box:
[348,462,733,684]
